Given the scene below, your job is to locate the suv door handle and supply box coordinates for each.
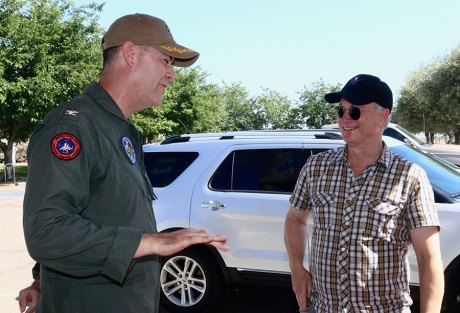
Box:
[200,200,226,210]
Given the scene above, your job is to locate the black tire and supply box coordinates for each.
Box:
[159,246,225,313]
[444,279,460,313]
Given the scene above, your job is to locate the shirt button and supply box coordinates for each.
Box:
[345,221,350,226]
[341,248,346,252]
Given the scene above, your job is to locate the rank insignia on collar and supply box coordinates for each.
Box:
[122,137,136,164]
[51,133,81,160]
[64,109,79,116]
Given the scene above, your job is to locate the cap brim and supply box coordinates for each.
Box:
[156,44,200,67]
[324,92,342,104]
[173,54,200,67]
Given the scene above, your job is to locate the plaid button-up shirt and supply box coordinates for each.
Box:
[290,144,439,313]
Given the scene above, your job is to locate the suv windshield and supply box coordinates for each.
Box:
[390,145,460,199]
[390,124,426,145]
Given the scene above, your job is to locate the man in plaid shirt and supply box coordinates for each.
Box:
[284,74,444,313]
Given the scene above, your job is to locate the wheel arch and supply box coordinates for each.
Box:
[443,253,460,312]
[159,228,232,284]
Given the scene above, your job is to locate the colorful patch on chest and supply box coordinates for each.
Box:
[51,133,81,160]
[122,137,136,164]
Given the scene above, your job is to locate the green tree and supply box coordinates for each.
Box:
[394,45,460,143]
[294,80,341,129]
[132,67,227,142]
[220,82,261,131]
[0,0,104,163]
[435,47,460,143]
[393,67,433,139]
[254,88,295,129]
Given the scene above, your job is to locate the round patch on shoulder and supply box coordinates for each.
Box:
[51,133,81,160]
[122,136,136,164]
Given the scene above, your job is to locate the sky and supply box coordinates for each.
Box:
[76,0,460,102]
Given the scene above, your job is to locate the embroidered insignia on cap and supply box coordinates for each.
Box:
[159,45,194,54]
[51,133,81,160]
[350,76,364,85]
[122,137,136,164]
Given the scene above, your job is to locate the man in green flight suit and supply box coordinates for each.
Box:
[22,13,228,313]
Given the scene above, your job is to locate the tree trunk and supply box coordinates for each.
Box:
[455,128,460,144]
[3,142,15,164]
[2,141,16,182]
[1,123,18,165]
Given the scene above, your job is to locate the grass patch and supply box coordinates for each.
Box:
[0,163,28,183]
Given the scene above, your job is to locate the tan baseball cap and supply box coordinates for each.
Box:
[101,13,199,67]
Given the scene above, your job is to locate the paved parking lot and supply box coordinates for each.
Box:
[0,183,35,313]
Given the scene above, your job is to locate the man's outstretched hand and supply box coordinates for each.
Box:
[135,228,229,258]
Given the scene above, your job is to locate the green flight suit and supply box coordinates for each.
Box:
[23,82,160,313]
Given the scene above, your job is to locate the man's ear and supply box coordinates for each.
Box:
[382,108,391,119]
[120,41,137,67]
[380,109,391,125]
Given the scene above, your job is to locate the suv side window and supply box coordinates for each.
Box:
[210,148,305,193]
[144,152,199,187]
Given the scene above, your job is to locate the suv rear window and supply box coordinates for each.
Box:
[144,152,199,187]
[210,148,306,193]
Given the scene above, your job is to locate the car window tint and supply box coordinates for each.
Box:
[310,148,331,156]
[210,149,304,193]
[384,128,406,142]
[210,153,233,190]
[144,152,199,187]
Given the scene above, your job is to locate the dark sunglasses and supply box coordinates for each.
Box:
[336,106,381,120]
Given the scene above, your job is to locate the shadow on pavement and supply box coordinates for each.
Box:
[160,288,299,313]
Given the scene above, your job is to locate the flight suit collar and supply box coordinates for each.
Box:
[84,81,128,121]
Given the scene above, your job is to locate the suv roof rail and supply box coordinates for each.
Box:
[160,135,190,145]
[314,132,342,139]
[160,129,343,144]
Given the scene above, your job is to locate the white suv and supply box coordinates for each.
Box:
[143,130,460,313]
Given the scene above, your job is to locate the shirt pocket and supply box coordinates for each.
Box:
[362,197,402,241]
[310,192,339,231]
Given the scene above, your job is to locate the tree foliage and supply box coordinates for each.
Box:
[393,45,460,143]
[293,80,341,129]
[254,88,296,129]
[133,76,311,142]
[0,0,104,163]
[132,67,227,142]
[220,82,260,131]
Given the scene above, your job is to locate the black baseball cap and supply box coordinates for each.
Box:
[324,74,393,111]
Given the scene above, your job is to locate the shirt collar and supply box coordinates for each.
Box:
[84,81,127,121]
[338,141,393,169]
[380,142,394,169]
